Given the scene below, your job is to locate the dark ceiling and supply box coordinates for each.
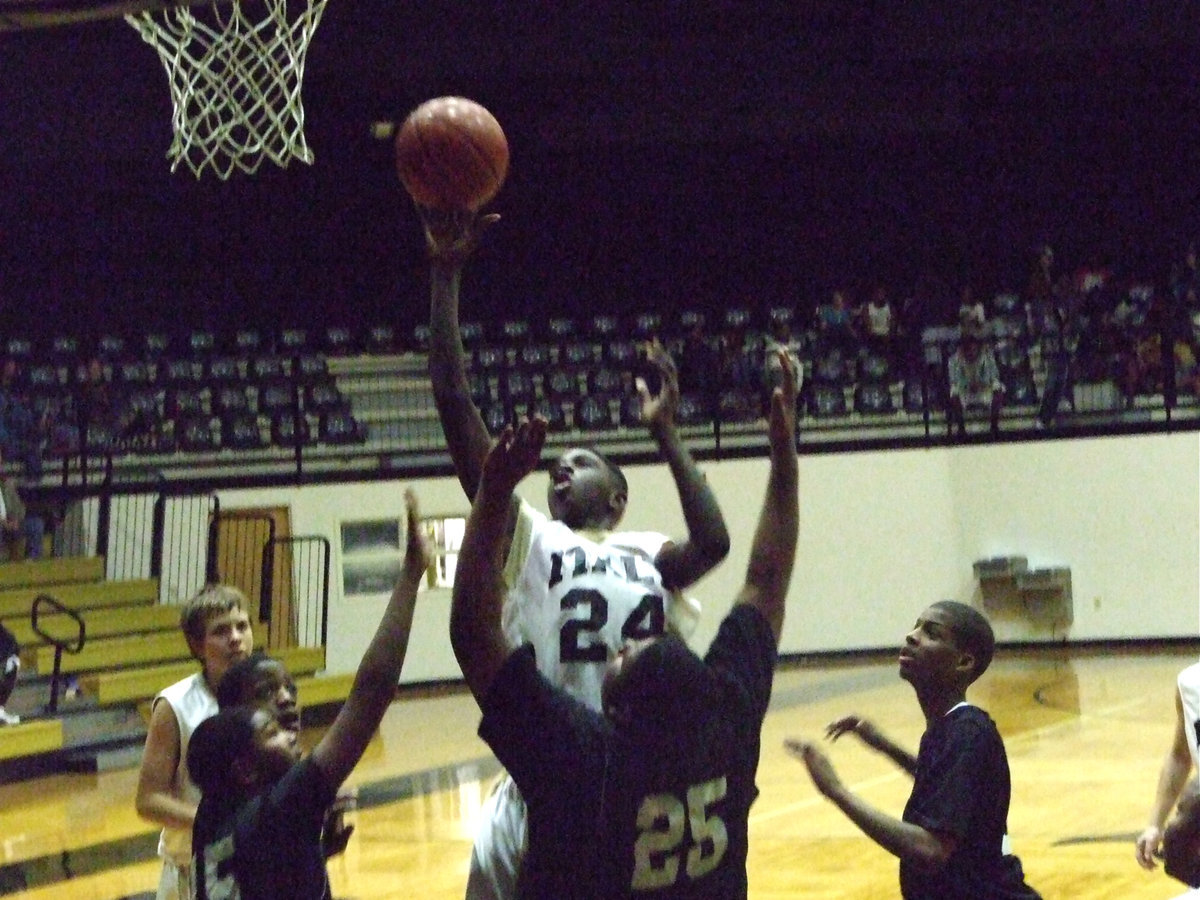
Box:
[0,1,1197,341]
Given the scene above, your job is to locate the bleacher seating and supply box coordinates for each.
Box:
[0,291,1195,483]
[0,554,344,771]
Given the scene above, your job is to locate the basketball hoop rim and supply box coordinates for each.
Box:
[0,0,231,32]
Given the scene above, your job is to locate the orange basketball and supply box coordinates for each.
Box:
[395,96,509,211]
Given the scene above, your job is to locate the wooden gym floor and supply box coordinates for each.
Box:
[0,642,1196,900]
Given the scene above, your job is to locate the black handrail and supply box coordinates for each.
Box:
[31,593,86,714]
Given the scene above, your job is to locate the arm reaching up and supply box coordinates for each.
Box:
[310,489,431,789]
[640,339,731,590]
[423,207,500,500]
[451,418,548,705]
[732,348,799,644]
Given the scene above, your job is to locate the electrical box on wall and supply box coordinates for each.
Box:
[973,555,1073,640]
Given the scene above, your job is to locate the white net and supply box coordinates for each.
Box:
[125,0,329,179]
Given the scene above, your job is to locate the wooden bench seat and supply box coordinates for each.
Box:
[21,629,192,675]
[294,671,355,708]
[80,644,328,706]
[0,719,64,761]
[4,604,179,647]
[0,578,159,622]
[0,556,105,592]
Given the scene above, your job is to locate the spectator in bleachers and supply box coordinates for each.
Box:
[677,318,720,420]
[957,284,987,333]
[0,359,46,477]
[75,355,126,440]
[0,621,20,725]
[719,316,759,392]
[815,288,858,355]
[1119,325,1200,408]
[1171,242,1199,312]
[0,446,45,560]
[947,321,1005,437]
[860,284,898,366]
[1026,244,1056,318]
[1037,281,1082,429]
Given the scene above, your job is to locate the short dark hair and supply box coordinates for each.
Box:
[614,634,711,734]
[588,446,627,497]
[931,600,995,681]
[187,705,259,796]
[216,651,276,708]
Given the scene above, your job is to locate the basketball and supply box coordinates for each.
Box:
[395,96,509,211]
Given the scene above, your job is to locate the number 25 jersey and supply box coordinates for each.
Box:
[501,500,698,712]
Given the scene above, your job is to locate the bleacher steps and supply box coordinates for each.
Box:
[0,578,159,621]
[81,644,327,706]
[0,719,63,761]
[21,630,192,675]
[294,671,354,707]
[0,556,104,591]
[4,604,178,647]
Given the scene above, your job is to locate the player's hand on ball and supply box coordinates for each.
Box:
[420,207,500,266]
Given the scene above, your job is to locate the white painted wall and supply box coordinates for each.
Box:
[214,431,1200,681]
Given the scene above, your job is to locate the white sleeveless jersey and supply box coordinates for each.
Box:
[155,672,218,866]
[1179,661,1200,771]
[501,501,697,711]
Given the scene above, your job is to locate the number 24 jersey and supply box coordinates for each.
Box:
[501,501,698,712]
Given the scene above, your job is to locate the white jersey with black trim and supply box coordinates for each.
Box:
[500,500,698,711]
[1179,661,1200,771]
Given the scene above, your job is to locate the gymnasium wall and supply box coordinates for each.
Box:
[217,430,1200,681]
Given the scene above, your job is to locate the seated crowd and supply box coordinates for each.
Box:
[0,240,1196,476]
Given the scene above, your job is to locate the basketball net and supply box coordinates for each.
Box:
[125,0,328,179]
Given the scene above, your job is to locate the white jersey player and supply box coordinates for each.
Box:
[1136,660,1200,897]
[421,208,731,899]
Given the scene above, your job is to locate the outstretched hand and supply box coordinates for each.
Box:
[401,488,434,581]
[767,347,799,449]
[637,339,680,434]
[825,714,882,746]
[784,738,845,800]
[419,206,500,267]
[481,418,547,498]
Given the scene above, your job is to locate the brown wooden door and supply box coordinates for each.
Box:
[214,506,294,650]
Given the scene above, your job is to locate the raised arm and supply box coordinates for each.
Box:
[310,489,430,789]
[451,418,547,705]
[641,340,731,590]
[424,208,500,500]
[1137,690,1193,869]
[732,348,799,644]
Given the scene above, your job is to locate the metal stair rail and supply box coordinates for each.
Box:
[31,593,86,713]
